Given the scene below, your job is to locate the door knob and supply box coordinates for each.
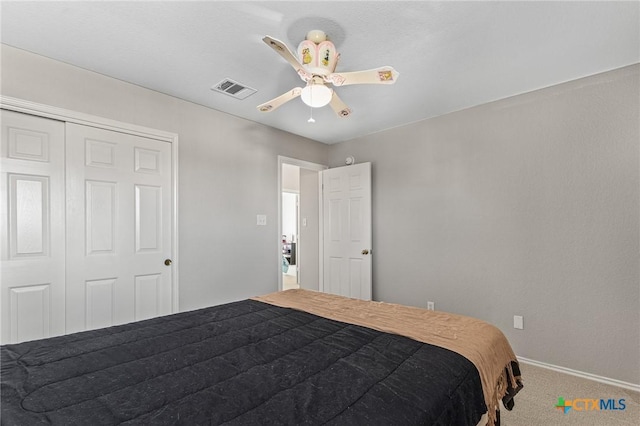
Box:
[361,249,369,255]
[164,259,172,266]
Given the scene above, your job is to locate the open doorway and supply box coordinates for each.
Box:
[277,156,327,292]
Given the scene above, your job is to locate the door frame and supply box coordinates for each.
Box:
[0,96,180,312]
[277,156,326,291]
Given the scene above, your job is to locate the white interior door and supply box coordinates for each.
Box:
[0,110,66,344]
[321,162,372,300]
[65,123,172,333]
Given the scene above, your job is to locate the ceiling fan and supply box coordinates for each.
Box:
[257,30,399,119]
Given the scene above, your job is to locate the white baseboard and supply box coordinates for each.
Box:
[517,356,640,393]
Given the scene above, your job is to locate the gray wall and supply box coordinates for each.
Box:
[328,64,640,385]
[1,44,329,311]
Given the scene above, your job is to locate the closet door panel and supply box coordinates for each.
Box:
[1,110,66,344]
[66,123,172,333]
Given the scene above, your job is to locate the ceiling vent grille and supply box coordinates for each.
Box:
[211,78,257,100]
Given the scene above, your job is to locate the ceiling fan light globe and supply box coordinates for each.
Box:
[301,85,333,108]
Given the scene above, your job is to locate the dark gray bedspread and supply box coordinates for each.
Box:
[1,299,486,425]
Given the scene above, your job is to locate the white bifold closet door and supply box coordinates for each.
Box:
[65,123,172,334]
[1,112,173,343]
[1,110,66,344]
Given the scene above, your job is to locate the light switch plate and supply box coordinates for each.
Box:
[257,214,267,226]
[513,315,524,330]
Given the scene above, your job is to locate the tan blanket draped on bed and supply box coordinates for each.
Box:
[252,289,520,426]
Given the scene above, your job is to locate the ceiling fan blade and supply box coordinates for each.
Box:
[329,92,352,118]
[257,88,302,112]
[327,66,399,86]
[262,36,311,82]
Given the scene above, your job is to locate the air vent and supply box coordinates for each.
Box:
[211,78,257,100]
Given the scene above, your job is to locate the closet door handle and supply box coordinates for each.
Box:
[361,249,369,255]
[164,259,172,266]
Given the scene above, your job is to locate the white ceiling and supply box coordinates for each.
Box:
[1,1,638,144]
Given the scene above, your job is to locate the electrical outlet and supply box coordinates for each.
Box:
[427,301,435,311]
[256,214,267,226]
[513,315,524,330]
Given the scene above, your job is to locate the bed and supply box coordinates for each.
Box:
[1,289,522,425]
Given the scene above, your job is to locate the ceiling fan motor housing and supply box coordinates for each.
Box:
[297,39,339,76]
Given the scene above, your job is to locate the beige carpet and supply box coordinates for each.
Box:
[501,362,639,425]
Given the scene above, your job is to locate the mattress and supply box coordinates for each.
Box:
[1,292,519,425]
